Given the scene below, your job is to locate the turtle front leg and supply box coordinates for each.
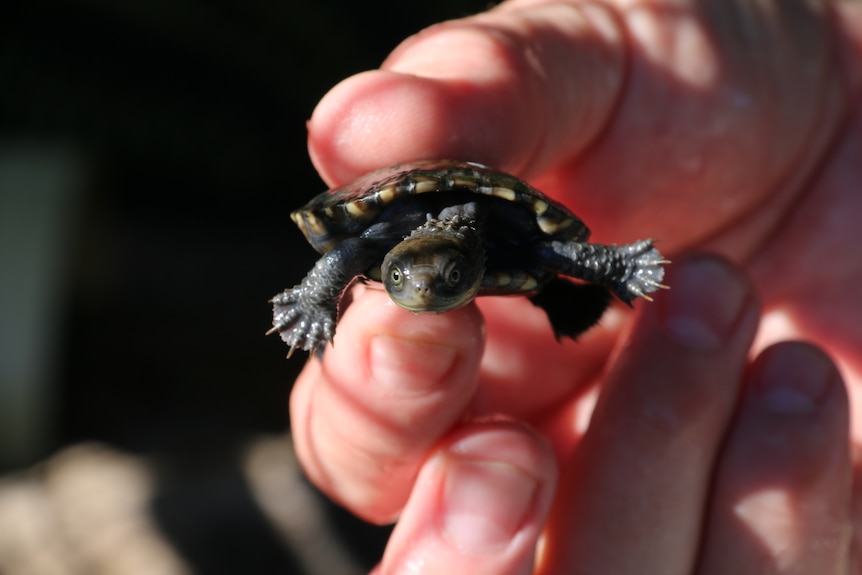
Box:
[540,239,668,304]
[269,240,376,355]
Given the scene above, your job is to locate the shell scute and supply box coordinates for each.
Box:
[292,160,588,254]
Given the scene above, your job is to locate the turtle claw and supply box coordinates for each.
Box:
[269,287,336,355]
[615,240,668,304]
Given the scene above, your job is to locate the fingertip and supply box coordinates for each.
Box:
[654,253,759,352]
[747,341,846,415]
[307,68,526,185]
[380,421,557,573]
[308,2,627,185]
[307,70,440,185]
[733,342,849,476]
[323,285,485,394]
[700,342,852,573]
[289,286,486,523]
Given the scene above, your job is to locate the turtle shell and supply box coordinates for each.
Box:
[291,160,590,255]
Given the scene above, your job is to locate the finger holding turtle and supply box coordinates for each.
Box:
[288,285,485,523]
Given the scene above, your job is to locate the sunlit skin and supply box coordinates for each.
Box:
[287,1,862,573]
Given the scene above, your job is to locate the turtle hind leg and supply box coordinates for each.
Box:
[529,278,611,341]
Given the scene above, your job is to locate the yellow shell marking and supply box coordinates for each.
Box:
[302,212,326,236]
[376,185,397,204]
[493,271,511,286]
[519,276,539,291]
[345,199,368,217]
[413,178,439,194]
[485,270,540,292]
[537,214,573,235]
[451,175,478,189]
[489,187,517,201]
[532,199,549,216]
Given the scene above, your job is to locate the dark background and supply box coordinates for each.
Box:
[0,1,489,573]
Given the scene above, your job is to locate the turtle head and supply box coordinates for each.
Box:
[381,218,484,313]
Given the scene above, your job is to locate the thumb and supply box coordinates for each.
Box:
[307,2,625,185]
[308,0,841,252]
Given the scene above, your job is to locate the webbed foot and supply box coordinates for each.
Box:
[544,238,669,305]
[613,239,668,304]
[268,288,336,356]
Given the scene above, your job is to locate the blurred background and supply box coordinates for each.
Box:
[0,1,488,573]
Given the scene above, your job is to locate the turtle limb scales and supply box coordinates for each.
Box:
[269,238,381,354]
[538,239,668,304]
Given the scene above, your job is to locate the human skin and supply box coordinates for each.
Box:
[287,0,862,573]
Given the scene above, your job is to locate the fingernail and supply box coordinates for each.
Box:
[661,258,749,350]
[441,458,537,552]
[370,335,458,394]
[755,344,837,413]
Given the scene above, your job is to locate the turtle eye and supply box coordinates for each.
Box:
[389,267,403,287]
[446,266,461,287]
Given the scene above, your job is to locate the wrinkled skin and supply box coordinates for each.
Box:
[288,1,862,573]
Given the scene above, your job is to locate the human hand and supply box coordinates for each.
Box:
[292,255,851,573]
[290,0,862,572]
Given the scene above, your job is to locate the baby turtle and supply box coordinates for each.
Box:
[270,160,667,355]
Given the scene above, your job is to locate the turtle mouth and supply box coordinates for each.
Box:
[381,238,482,313]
